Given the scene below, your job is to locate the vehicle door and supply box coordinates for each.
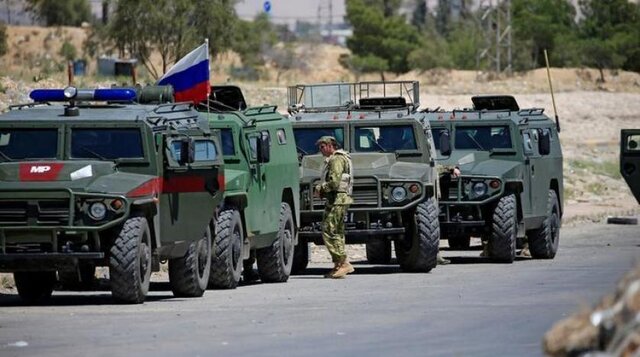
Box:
[520,128,536,218]
[244,130,273,236]
[621,129,640,204]
[161,134,224,243]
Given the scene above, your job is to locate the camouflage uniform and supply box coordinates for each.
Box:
[315,146,353,263]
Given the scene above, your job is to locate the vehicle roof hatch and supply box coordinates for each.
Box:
[472,95,519,111]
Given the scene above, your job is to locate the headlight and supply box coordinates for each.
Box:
[391,186,407,202]
[89,202,107,220]
[472,182,488,197]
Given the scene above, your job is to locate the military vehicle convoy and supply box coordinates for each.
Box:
[620,129,640,204]
[199,85,300,288]
[0,86,224,303]
[289,81,440,273]
[427,95,563,262]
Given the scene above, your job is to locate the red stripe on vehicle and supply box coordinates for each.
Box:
[19,163,64,181]
[127,177,162,198]
[162,176,206,193]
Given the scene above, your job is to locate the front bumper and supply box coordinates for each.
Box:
[0,252,104,272]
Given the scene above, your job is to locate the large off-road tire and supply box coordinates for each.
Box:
[169,225,212,297]
[396,198,439,272]
[291,237,309,274]
[209,209,244,289]
[529,190,560,259]
[447,234,471,250]
[109,216,152,304]
[14,271,56,304]
[257,202,294,283]
[366,237,392,264]
[58,262,96,290]
[488,194,517,263]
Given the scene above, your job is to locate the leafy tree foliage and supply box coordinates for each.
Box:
[25,0,91,26]
[344,0,419,75]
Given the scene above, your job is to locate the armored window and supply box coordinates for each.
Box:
[71,128,143,159]
[220,129,235,156]
[454,126,512,151]
[293,127,345,156]
[354,125,417,153]
[248,136,258,160]
[277,128,287,145]
[431,128,447,151]
[194,140,218,161]
[522,131,534,154]
[0,128,58,160]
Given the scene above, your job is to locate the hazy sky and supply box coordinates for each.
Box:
[235,0,347,25]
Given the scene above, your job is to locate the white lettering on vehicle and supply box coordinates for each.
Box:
[30,166,51,173]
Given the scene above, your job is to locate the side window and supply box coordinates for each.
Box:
[627,134,640,151]
[248,136,258,160]
[277,128,287,145]
[220,129,235,156]
[194,140,217,161]
[522,131,534,155]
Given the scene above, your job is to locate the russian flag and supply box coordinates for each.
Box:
[157,42,210,104]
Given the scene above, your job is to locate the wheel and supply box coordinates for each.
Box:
[210,209,244,289]
[447,234,471,250]
[396,198,439,272]
[109,216,152,304]
[529,190,561,259]
[58,262,96,290]
[366,237,392,264]
[169,225,212,297]
[14,271,56,304]
[257,202,294,283]
[291,237,309,274]
[488,194,517,263]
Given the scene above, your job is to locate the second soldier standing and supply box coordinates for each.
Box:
[314,136,355,279]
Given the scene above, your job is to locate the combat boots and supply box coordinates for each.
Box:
[331,258,355,279]
[324,262,340,278]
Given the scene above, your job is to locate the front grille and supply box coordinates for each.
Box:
[0,199,70,226]
[312,177,380,208]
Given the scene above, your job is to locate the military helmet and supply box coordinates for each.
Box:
[316,135,338,147]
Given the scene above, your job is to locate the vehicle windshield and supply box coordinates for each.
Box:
[354,125,417,152]
[71,128,143,160]
[454,125,512,151]
[293,127,345,156]
[0,128,58,160]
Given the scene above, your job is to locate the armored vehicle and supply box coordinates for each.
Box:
[620,129,640,204]
[0,87,224,303]
[427,95,563,262]
[198,85,299,288]
[289,81,440,273]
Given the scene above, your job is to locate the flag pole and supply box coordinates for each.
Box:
[206,38,211,115]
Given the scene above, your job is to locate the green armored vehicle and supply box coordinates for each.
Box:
[427,95,563,262]
[289,81,440,273]
[620,130,640,204]
[0,87,224,303]
[198,85,299,288]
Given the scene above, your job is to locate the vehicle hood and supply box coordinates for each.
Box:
[301,153,433,182]
[0,161,156,195]
[438,152,523,178]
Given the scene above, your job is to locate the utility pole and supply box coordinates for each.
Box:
[328,0,333,39]
[476,0,512,75]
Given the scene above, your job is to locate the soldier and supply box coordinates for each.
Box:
[314,136,355,279]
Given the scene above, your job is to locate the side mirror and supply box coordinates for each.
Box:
[179,138,195,165]
[538,129,551,156]
[257,133,271,163]
[439,130,452,156]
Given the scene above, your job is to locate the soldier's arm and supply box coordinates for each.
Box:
[437,165,461,177]
[320,157,345,194]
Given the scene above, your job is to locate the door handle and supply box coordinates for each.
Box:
[531,165,535,175]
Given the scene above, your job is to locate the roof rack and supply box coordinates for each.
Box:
[287,81,420,114]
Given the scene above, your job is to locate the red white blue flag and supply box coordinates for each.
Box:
[157,42,210,104]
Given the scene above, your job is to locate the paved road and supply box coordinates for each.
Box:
[0,223,638,357]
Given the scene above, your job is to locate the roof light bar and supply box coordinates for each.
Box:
[29,87,137,103]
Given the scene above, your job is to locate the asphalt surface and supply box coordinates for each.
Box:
[0,223,638,357]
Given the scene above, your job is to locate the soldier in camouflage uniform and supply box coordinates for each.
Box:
[437,165,461,265]
[314,136,355,279]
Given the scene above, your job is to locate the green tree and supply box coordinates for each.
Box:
[59,40,77,61]
[345,0,419,76]
[511,0,576,70]
[0,22,7,57]
[105,0,238,78]
[25,0,91,26]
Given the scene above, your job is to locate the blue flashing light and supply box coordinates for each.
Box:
[94,88,137,102]
[30,89,66,102]
[29,87,137,103]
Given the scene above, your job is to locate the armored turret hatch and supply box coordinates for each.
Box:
[472,95,519,111]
